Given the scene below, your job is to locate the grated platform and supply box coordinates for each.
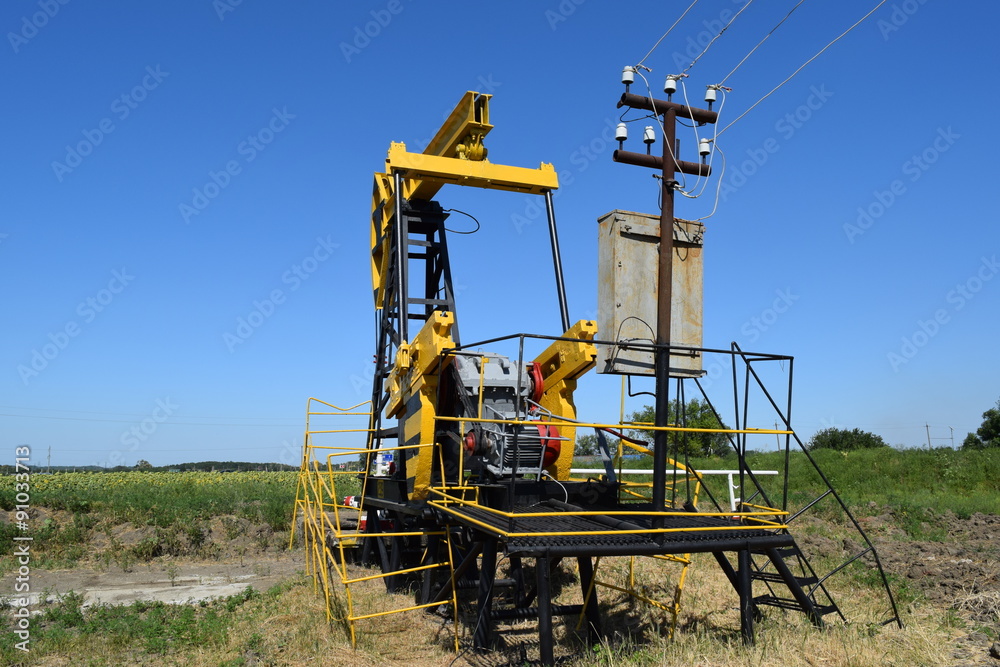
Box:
[438,500,794,557]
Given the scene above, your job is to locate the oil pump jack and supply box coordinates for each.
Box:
[294,86,901,665]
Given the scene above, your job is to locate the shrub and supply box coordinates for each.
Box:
[807,427,888,451]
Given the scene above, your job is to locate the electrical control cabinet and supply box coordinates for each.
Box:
[597,209,704,377]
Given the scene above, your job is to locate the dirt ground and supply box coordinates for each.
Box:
[12,554,302,608]
[1,509,300,608]
[878,512,1000,666]
[866,511,1000,604]
[6,511,1000,665]
[795,509,1000,666]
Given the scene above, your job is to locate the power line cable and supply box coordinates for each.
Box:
[719,0,888,136]
[0,412,301,426]
[681,0,757,75]
[636,0,701,68]
[694,141,727,222]
[719,0,809,85]
[632,76,726,212]
[47,446,305,453]
[0,404,297,420]
[676,90,727,211]
[677,80,724,201]
[634,68,688,193]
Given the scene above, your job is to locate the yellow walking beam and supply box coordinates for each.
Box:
[409,90,493,200]
[371,90,559,307]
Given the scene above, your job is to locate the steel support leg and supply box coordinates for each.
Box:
[431,539,482,604]
[738,548,754,645]
[537,553,555,666]
[387,534,402,592]
[474,539,497,652]
[577,556,602,643]
[419,534,440,604]
[509,555,527,607]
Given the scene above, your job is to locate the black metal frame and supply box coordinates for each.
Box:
[353,331,903,662]
[358,170,901,664]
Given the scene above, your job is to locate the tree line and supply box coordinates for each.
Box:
[573,395,1000,455]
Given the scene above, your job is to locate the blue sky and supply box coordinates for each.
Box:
[3,0,996,467]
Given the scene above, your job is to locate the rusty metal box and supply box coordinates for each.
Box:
[597,210,704,377]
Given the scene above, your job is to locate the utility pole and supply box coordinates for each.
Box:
[613,72,785,644]
[925,423,931,450]
[613,82,717,528]
[47,446,51,473]
[654,102,678,530]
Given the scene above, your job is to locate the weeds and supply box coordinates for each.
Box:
[676,447,1000,519]
[953,590,1000,621]
[0,457,995,665]
[0,471,307,574]
[0,471,303,531]
[165,561,180,587]
[0,583,280,665]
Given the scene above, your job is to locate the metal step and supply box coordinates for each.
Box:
[753,545,800,559]
[754,594,837,617]
[456,577,516,591]
[751,570,818,586]
[489,603,584,621]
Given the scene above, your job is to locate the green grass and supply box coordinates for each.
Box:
[0,582,281,666]
[2,470,301,529]
[0,471,332,572]
[741,446,1000,518]
[585,446,1000,521]
[2,453,993,665]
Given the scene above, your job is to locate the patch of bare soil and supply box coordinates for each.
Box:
[5,553,302,608]
[796,509,1000,666]
[872,512,1000,603]
[875,512,1000,667]
[2,509,299,610]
